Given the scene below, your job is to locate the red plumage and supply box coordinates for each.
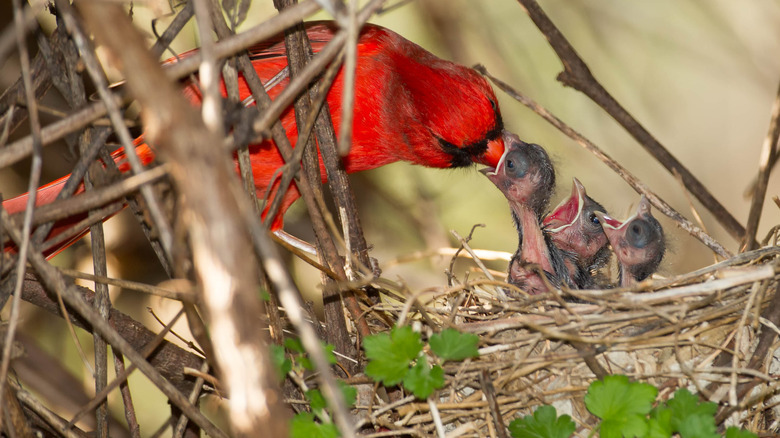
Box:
[4,21,507,256]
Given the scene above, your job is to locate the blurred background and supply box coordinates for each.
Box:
[2,0,780,434]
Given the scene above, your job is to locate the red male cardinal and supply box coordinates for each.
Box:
[4,21,509,257]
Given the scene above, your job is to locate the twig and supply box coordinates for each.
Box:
[0,0,319,171]
[514,0,748,245]
[12,165,170,226]
[79,1,288,435]
[4,217,226,437]
[451,227,495,282]
[66,309,188,433]
[428,399,445,438]
[173,361,210,438]
[0,0,44,429]
[13,382,90,438]
[479,370,508,438]
[55,0,176,261]
[245,200,356,437]
[742,80,780,251]
[338,0,358,156]
[476,66,732,259]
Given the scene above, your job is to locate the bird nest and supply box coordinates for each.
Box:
[352,246,780,436]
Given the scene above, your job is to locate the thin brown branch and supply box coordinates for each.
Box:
[77,2,287,435]
[479,371,508,438]
[476,66,732,259]
[55,0,176,260]
[0,0,319,171]
[14,165,169,226]
[0,0,45,427]
[13,381,91,438]
[6,220,224,436]
[3,379,33,438]
[66,309,188,433]
[515,0,748,246]
[742,80,780,251]
[20,275,204,395]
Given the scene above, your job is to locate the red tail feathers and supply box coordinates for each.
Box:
[2,140,155,257]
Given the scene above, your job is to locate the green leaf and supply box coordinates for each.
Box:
[338,381,357,408]
[284,338,305,354]
[507,405,576,438]
[724,427,758,438]
[599,416,647,438]
[666,388,717,434]
[364,326,424,386]
[270,344,292,381]
[584,375,656,438]
[402,356,445,399]
[305,383,356,416]
[290,413,339,438]
[676,413,718,438]
[323,343,337,365]
[429,329,480,362]
[585,375,657,419]
[284,339,337,371]
[646,407,672,438]
[306,389,327,413]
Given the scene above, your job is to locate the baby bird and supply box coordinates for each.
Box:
[595,196,665,287]
[543,178,611,288]
[481,134,556,294]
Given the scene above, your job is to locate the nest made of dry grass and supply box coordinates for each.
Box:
[351,246,780,437]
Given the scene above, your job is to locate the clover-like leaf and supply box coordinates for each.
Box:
[290,413,339,438]
[724,426,758,438]
[585,375,656,438]
[402,356,444,399]
[429,329,480,362]
[306,389,327,413]
[507,405,576,438]
[666,388,717,435]
[270,344,291,382]
[338,381,357,408]
[364,326,423,386]
[676,413,718,438]
[646,406,673,438]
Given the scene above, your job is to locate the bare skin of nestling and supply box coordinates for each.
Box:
[481,134,555,295]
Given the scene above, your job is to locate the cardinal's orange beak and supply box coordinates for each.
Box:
[477,131,507,168]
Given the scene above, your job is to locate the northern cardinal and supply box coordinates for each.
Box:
[481,134,555,295]
[4,21,509,256]
[542,178,610,289]
[595,196,665,287]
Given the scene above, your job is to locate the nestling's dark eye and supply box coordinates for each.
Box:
[589,213,600,225]
[626,219,651,248]
[504,149,529,179]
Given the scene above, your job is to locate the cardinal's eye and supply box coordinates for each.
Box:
[489,99,498,112]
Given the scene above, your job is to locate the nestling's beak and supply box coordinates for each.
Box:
[544,177,586,232]
[594,210,624,231]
